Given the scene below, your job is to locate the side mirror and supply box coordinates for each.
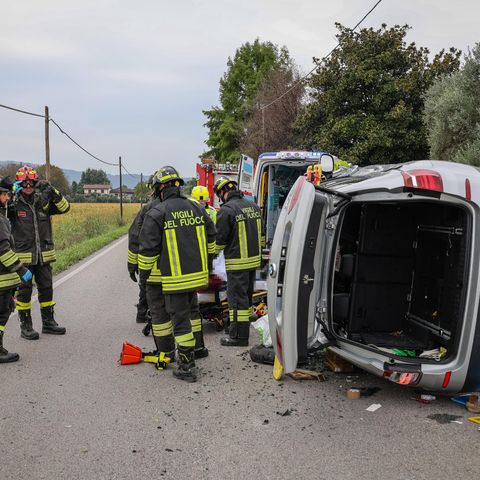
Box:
[320,154,334,174]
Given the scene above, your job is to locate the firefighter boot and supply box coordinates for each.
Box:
[220,321,249,347]
[191,318,208,360]
[19,310,39,340]
[153,333,176,363]
[41,306,66,335]
[173,346,197,383]
[0,330,19,363]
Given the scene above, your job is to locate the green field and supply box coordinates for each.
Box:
[51,203,140,274]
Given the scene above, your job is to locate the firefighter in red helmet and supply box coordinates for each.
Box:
[9,165,70,340]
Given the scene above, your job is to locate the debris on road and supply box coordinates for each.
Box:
[427,413,462,424]
[416,394,436,404]
[366,404,382,412]
[466,394,480,413]
[325,351,354,373]
[287,369,325,381]
[346,388,361,400]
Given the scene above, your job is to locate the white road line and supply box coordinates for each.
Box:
[28,235,127,308]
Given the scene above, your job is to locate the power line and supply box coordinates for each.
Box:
[49,118,118,167]
[121,163,137,179]
[260,0,385,111]
[0,103,45,118]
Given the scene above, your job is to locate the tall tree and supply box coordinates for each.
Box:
[424,43,480,165]
[240,67,304,160]
[203,39,294,163]
[295,24,460,165]
[80,168,110,186]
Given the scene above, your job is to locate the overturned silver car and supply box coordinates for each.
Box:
[268,160,480,393]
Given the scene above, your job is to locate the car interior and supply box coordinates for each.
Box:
[332,201,470,361]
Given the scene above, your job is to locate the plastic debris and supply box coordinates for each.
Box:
[366,404,382,412]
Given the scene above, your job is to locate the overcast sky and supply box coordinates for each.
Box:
[1,0,478,179]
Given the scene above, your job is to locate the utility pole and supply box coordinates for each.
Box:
[45,106,51,181]
[140,172,144,207]
[119,156,123,221]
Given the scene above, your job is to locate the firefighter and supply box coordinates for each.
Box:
[139,166,215,382]
[0,176,33,362]
[128,174,159,324]
[9,166,70,339]
[214,176,264,347]
[191,185,217,223]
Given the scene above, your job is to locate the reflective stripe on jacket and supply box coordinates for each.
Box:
[128,198,161,284]
[215,190,263,271]
[0,206,28,291]
[8,188,69,266]
[139,187,216,293]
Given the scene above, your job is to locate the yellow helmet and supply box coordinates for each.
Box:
[192,185,210,201]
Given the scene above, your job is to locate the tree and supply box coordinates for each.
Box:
[424,43,480,165]
[295,24,461,165]
[240,67,304,160]
[80,168,110,186]
[134,181,151,201]
[203,39,295,163]
[182,178,197,196]
[0,162,22,179]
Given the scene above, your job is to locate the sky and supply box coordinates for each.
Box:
[1,0,478,179]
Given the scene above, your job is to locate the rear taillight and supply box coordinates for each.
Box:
[465,179,471,201]
[288,176,306,213]
[384,370,422,385]
[442,371,452,389]
[401,169,443,193]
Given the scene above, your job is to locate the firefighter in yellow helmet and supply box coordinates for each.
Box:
[214,176,264,347]
[191,185,217,224]
[139,166,216,382]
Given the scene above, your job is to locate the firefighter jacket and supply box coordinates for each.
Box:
[206,204,217,224]
[215,190,264,271]
[8,187,70,266]
[138,186,216,293]
[0,205,29,291]
[128,197,161,284]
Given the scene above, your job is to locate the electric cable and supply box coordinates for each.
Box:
[49,118,118,167]
[0,103,45,118]
[260,0,385,111]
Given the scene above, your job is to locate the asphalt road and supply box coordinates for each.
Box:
[1,236,479,480]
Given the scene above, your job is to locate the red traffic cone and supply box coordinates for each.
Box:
[119,342,143,365]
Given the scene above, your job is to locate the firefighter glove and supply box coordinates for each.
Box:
[21,269,33,284]
[13,180,23,194]
[128,262,138,282]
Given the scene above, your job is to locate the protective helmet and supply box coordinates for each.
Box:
[213,176,237,195]
[191,185,210,202]
[151,166,184,188]
[15,165,39,182]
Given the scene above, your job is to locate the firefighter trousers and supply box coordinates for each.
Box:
[0,290,15,331]
[137,277,149,321]
[16,264,54,312]
[147,285,205,353]
[226,269,255,340]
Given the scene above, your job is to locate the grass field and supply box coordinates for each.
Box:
[51,203,141,274]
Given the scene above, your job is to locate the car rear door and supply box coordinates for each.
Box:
[267,176,332,373]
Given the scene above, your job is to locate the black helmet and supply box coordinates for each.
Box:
[213,176,237,195]
[152,166,184,188]
[0,176,14,193]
